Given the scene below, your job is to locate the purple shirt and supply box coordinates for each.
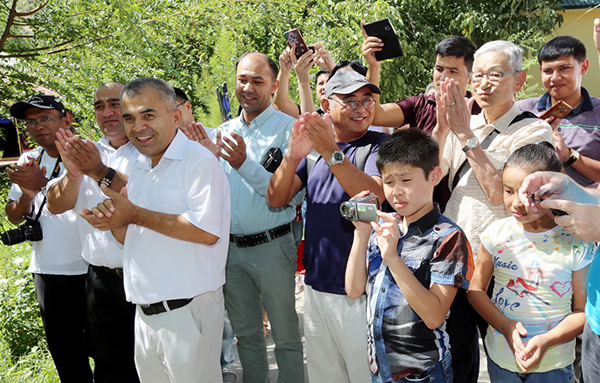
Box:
[296,131,387,294]
[517,88,600,187]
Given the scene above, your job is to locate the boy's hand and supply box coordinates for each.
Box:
[514,333,548,373]
[372,210,401,261]
[350,190,374,234]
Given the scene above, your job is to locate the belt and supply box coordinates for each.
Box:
[229,223,291,248]
[140,298,193,316]
[94,265,124,278]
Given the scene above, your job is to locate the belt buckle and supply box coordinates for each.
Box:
[140,304,156,316]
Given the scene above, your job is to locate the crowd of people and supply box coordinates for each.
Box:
[4,16,600,383]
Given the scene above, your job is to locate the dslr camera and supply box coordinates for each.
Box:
[340,193,380,221]
[1,216,43,246]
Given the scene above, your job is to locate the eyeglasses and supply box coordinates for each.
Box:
[329,98,376,111]
[469,70,520,83]
[176,100,187,107]
[23,116,59,129]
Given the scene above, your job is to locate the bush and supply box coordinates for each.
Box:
[0,244,46,359]
[0,339,58,382]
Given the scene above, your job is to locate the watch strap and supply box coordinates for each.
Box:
[98,168,116,187]
[461,136,479,153]
[326,151,344,167]
[565,148,579,166]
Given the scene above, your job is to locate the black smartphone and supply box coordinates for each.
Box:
[362,18,403,61]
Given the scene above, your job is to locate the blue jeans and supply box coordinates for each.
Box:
[371,351,453,383]
[487,357,574,383]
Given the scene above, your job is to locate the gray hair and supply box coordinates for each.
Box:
[121,78,177,110]
[474,40,524,71]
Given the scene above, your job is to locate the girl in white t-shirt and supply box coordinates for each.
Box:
[468,143,594,383]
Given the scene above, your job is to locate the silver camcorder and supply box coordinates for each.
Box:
[340,193,380,221]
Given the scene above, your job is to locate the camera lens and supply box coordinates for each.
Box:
[339,202,355,220]
[1,228,25,246]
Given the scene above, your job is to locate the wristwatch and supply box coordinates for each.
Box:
[565,148,580,166]
[462,136,479,153]
[326,151,345,167]
[98,167,116,187]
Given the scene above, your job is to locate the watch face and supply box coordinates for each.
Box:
[333,152,344,162]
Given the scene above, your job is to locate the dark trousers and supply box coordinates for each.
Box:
[446,288,480,383]
[33,273,94,383]
[86,265,140,383]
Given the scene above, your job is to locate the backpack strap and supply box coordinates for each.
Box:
[451,111,538,191]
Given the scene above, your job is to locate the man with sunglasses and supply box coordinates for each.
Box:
[268,71,388,383]
[5,95,93,382]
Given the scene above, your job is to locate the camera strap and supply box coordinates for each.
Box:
[31,150,62,222]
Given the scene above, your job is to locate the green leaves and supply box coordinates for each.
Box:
[0,0,563,131]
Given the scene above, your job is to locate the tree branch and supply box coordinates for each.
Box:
[14,0,49,17]
[0,0,19,52]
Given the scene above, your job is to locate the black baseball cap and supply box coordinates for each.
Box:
[10,95,67,119]
[324,71,381,98]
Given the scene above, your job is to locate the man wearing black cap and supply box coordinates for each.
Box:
[5,95,93,382]
[268,71,388,383]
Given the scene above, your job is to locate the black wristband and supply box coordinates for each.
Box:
[565,148,580,166]
[98,168,116,187]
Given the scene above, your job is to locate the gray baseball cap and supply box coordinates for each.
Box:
[10,95,67,119]
[324,71,381,98]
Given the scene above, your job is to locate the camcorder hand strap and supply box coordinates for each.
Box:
[31,151,62,222]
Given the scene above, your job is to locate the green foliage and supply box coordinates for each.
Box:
[0,339,58,382]
[0,245,46,359]
[1,0,563,133]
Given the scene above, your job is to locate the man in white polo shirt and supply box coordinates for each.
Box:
[81,77,231,382]
[47,82,140,382]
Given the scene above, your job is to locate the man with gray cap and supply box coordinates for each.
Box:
[268,71,388,383]
[5,95,93,382]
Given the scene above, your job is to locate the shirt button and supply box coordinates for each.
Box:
[376,313,381,318]
[375,336,381,341]
[381,288,386,293]
[234,222,238,225]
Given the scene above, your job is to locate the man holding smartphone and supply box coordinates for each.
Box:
[517,29,600,188]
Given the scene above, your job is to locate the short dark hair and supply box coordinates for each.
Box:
[173,87,189,103]
[538,36,587,65]
[121,77,177,110]
[503,142,562,174]
[236,52,279,81]
[96,82,125,93]
[376,129,439,179]
[329,60,368,78]
[315,69,330,87]
[435,36,478,72]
